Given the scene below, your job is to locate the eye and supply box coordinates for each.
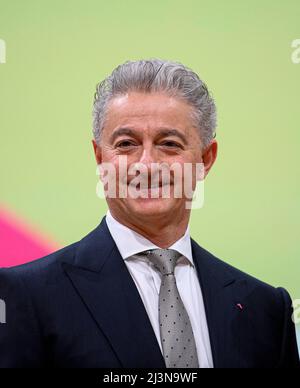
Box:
[115,140,137,148]
[160,141,182,149]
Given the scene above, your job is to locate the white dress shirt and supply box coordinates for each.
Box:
[105,209,214,368]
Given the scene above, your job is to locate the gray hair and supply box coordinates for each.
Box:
[92,59,217,149]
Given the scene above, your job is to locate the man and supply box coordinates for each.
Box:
[0,59,299,368]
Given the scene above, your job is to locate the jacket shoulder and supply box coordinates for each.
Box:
[0,241,79,282]
[192,239,287,298]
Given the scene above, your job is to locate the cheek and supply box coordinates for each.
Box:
[101,150,129,177]
[101,146,117,163]
[171,154,202,190]
[173,150,200,166]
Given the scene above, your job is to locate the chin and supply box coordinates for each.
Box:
[126,197,178,219]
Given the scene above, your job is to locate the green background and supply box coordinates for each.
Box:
[0,0,299,338]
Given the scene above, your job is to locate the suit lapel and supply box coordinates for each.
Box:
[62,215,250,368]
[191,239,250,368]
[62,217,165,368]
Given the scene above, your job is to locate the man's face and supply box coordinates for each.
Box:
[93,92,215,221]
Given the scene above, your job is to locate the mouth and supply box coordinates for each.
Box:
[127,181,173,199]
[128,181,172,188]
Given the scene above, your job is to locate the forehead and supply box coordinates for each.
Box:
[104,92,195,131]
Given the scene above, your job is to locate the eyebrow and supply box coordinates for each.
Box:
[109,127,188,145]
[157,128,188,145]
[109,128,138,143]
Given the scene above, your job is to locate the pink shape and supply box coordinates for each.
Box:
[0,205,61,267]
[236,303,244,310]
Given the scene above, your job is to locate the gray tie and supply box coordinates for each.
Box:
[143,248,199,368]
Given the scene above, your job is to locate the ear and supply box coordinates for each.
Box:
[92,139,102,165]
[202,139,218,179]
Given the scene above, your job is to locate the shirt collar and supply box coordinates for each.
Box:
[105,209,194,266]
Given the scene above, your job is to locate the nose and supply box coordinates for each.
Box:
[138,143,159,166]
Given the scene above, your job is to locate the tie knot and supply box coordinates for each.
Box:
[145,248,182,275]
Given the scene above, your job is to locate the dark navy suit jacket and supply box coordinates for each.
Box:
[0,216,299,368]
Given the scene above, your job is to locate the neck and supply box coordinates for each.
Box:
[108,208,190,248]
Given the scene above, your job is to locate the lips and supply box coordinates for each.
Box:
[127,182,173,200]
[128,181,172,189]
